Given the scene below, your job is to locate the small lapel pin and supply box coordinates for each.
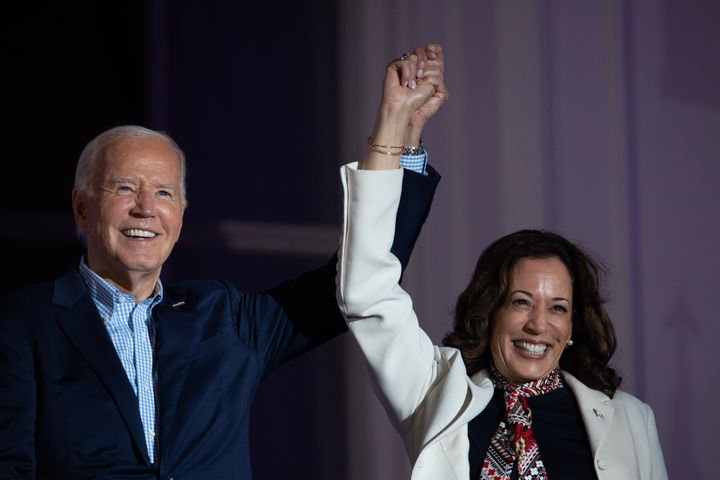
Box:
[171,301,186,308]
[593,408,606,421]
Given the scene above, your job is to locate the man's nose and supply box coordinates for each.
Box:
[130,190,156,217]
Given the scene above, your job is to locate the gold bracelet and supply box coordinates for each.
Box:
[368,145,402,156]
[367,136,403,153]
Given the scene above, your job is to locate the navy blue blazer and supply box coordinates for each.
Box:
[0,168,439,480]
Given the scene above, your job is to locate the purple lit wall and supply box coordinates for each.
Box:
[339,1,719,478]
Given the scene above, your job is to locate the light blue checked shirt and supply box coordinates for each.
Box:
[73,152,425,464]
[400,151,427,174]
[78,259,163,463]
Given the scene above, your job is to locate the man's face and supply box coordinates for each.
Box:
[73,136,185,287]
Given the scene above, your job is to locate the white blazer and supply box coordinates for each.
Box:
[336,164,668,480]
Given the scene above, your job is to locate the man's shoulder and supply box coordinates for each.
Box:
[165,278,235,296]
[0,272,78,333]
[163,278,254,307]
[0,276,62,309]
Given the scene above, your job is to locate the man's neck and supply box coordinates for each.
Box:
[84,260,160,304]
[106,276,159,304]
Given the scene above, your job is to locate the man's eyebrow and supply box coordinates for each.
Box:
[107,176,136,185]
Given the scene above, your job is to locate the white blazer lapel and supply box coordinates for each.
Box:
[563,372,614,457]
[434,370,495,479]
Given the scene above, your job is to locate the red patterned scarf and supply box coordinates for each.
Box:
[480,366,563,480]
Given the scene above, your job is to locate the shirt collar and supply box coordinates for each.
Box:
[78,257,164,314]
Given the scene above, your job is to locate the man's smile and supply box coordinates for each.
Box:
[122,228,158,239]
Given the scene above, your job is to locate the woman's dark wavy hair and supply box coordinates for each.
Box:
[443,229,622,397]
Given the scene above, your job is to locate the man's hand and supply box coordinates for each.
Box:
[406,44,448,147]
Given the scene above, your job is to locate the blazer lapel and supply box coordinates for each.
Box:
[450,370,495,429]
[52,270,151,464]
[563,372,614,457]
[435,370,495,479]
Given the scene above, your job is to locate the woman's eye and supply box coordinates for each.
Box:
[552,305,568,313]
[512,299,531,308]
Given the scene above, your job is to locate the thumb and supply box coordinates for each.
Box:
[407,82,435,110]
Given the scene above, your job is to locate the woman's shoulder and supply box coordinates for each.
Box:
[611,389,654,415]
[562,371,653,413]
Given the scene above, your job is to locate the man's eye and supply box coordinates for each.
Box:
[157,190,172,198]
[117,185,134,192]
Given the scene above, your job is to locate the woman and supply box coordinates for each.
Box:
[337,49,667,479]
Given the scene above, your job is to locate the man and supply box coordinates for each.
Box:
[0,45,446,479]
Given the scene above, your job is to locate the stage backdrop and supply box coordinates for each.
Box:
[2,1,717,479]
[338,1,719,479]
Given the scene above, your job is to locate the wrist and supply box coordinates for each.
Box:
[402,139,424,156]
[405,121,425,147]
[372,105,413,146]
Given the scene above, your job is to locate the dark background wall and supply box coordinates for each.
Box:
[2,2,146,291]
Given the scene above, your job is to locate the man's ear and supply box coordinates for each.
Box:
[72,189,88,233]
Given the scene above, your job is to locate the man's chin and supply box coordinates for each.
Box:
[125,264,164,277]
[115,259,165,279]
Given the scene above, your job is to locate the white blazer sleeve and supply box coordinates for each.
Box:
[644,404,669,479]
[336,163,438,428]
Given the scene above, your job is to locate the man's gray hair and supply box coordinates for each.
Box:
[74,125,187,205]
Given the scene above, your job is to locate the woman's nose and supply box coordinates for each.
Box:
[524,308,549,334]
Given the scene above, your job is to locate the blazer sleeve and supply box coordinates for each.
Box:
[644,404,668,479]
[240,163,440,374]
[336,164,443,427]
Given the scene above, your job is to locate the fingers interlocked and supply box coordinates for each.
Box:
[395,44,445,92]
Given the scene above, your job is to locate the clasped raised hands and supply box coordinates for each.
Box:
[363,44,448,170]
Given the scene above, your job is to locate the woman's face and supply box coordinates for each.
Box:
[489,256,573,384]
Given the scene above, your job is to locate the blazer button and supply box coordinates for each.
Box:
[596,458,610,470]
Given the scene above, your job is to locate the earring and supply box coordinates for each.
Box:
[566,338,574,347]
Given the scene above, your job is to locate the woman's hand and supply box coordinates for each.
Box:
[362,44,448,170]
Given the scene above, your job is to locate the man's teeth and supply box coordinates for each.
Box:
[123,229,156,238]
[513,341,547,354]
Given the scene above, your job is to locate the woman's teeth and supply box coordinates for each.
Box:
[513,341,547,354]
